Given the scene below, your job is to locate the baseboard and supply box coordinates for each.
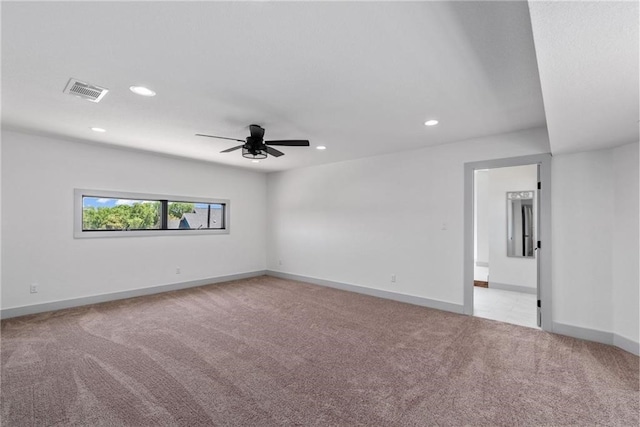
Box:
[267,270,464,314]
[6,271,636,356]
[0,270,268,319]
[552,322,612,346]
[271,272,639,357]
[553,321,639,356]
[489,281,537,295]
[613,334,640,356]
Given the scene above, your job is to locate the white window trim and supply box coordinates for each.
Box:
[74,189,230,238]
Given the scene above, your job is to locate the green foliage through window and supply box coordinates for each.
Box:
[168,202,195,219]
[83,199,161,230]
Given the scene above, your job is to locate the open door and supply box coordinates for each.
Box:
[536,164,542,327]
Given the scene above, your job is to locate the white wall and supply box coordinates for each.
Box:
[1,130,267,310]
[552,149,614,332]
[487,165,537,290]
[552,142,639,347]
[612,142,639,344]
[267,127,550,306]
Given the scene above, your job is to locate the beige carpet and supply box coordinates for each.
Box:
[1,275,638,426]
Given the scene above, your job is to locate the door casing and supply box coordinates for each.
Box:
[463,153,552,331]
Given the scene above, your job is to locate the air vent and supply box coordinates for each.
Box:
[63,78,109,103]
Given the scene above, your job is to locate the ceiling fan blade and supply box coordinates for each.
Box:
[249,124,265,139]
[220,144,244,153]
[265,146,285,157]
[266,140,310,147]
[196,134,245,143]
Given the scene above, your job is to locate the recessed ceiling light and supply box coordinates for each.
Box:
[129,86,156,97]
[316,146,327,150]
[251,160,260,163]
[424,119,439,126]
[90,127,106,133]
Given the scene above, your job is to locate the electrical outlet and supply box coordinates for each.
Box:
[391,275,396,283]
[176,267,181,275]
[30,283,39,294]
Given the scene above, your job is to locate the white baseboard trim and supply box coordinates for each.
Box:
[553,321,639,356]
[489,281,537,295]
[267,270,464,314]
[5,271,636,356]
[0,270,267,319]
[552,322,612,345]
[613,334,640,356]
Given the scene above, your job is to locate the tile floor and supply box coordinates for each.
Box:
[473,286,539,329]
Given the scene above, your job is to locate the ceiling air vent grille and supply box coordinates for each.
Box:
[63,78,109,103]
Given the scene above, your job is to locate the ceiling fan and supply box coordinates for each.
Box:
[196,124,310,160]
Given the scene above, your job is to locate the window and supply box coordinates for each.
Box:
[167,202,224,230]
[82,197,161,231]
[75,190,229,238]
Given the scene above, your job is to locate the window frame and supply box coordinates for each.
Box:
[74,189,230,238]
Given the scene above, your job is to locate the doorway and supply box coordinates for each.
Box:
[463,154,552,331]
[473,165,538,328]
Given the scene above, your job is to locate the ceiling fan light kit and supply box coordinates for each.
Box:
[242,147,267,160]
[196,124,310,160]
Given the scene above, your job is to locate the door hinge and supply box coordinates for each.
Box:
[537,240,541,249]
[537,181,541,190]
[537,300,541,308]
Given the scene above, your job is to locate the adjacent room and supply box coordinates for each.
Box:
[1,1,638,425]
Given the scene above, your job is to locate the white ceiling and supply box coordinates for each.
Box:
[1,1,634,172]
[529,0,639,155]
